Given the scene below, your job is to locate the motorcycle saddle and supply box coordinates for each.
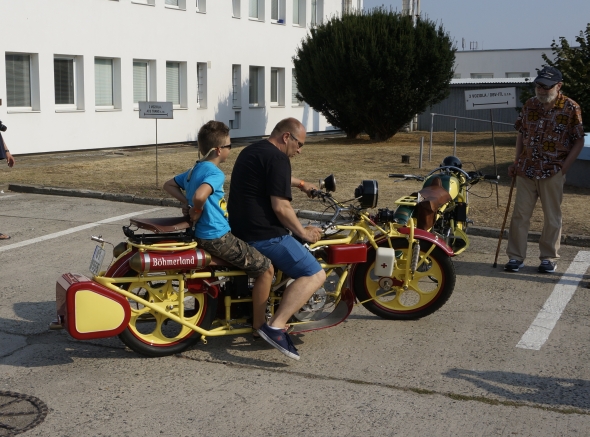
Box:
[130,216,192,233]
[415,177,452,230]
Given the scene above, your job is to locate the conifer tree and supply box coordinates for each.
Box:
[293,8,455,140]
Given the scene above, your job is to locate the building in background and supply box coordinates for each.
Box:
[2,0,361,155]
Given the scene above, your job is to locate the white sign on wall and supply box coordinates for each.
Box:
[464,88,517,111]
[139,102,173,119]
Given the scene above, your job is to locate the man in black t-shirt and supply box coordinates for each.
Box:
[228,118,325,360]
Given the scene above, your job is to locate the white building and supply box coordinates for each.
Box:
[2,0,362,155]
[453,48,553,79]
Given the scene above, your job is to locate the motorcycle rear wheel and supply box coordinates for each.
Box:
[116,270,217,357]
[352,239,455,320]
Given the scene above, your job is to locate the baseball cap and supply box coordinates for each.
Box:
[534,66,563,87]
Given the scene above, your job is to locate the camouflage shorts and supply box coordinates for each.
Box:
[196,232,271,278]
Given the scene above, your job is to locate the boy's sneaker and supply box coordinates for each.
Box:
[257,323,300,361]
[538,260,557,273]
[504,259,524,272]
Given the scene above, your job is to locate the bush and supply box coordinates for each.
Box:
[293,8,456,141]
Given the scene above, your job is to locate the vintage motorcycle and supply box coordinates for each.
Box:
[55,175,456,357]
[388,156,499,255]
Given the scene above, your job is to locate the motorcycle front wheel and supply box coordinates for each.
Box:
[116,270,217,357]
[352,239,455,320]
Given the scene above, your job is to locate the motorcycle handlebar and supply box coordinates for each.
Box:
[389,174,421,180]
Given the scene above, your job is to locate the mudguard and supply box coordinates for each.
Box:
[397,227,455,256]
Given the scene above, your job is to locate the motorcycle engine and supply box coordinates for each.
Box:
[292,269,341,322]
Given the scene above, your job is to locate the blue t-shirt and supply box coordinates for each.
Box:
[174,161,230,239]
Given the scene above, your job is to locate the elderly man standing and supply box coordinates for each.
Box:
[228,117,325,360]
[504,66,585,273]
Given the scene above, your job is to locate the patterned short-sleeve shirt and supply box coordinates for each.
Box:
[514,93,584,179]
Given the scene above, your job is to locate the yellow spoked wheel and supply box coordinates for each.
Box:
[117,271,217,357]
[352,239,455,320]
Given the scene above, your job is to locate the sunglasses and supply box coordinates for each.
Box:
[535,82,558,91]
[220,144,232,150]
[288,132,304,149]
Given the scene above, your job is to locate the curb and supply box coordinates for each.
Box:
[8,183,590,249]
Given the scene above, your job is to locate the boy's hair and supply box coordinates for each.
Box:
[197,121,230,156]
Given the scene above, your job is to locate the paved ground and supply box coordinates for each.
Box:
[1,192,590,436]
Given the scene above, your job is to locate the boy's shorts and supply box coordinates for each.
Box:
[196,232,271,278]
[248,235,322,279]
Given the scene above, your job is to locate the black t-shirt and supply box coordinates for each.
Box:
[228,139,292,242]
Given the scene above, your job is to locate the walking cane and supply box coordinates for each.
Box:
[493,177,516,268]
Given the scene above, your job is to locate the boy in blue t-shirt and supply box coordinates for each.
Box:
[163,121,273,332]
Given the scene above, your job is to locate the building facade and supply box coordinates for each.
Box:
[2,0,360,155]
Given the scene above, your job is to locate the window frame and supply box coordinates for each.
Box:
[249,0,264,21]
[197,62,208,109]
[5,52,40,112]
[270,0,285,24]
[94,57,121,111]
[232,64,242,108]
[291,68,302,106]
[54,55,85,111]
[232,0,241,18]
[166,61,188,108]
[133,59,157,109]
[196,0,206,13]
[311,0,323,26]
[292,0,306,26]
[270,67,285,107]
[249,65,265,107]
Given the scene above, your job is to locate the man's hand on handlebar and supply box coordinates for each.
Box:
[302,226,322,244]
[299,181,319,198]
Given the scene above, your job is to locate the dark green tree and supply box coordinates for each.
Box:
[543,23,590,130]
[293,8,456,141]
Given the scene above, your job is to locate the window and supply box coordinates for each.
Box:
[166,61,187,107]
[470,73,494,79]
[197,62,207,108]
[271,0,285,23]
[229,111,241,129]
[249,66,264,106]
[453,73,461,79]
[249,0,264,20]
[232,64,241,108]
[196,0,206,12]
[270,67,284,106]
[54,55,84,110]
[132,0,155,5]
[6,53,40,110]
[133,61,148,105]
[95,57,121,109]
[232,0,240,17]
[292,68,302,105]
[342,0,360,14]
[293,0,305,26]
[506,72,530,78]
[311,0,323,25]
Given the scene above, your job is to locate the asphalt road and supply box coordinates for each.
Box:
[1,192,590,436]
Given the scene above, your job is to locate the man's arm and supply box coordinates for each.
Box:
[561,137,585,175]
[2,136,14,168]
[290,177,317,197]
[271,195,322,243]
[507,132,524,178]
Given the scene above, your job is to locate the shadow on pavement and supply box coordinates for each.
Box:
[443,368,590,410]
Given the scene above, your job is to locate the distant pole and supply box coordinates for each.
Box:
[156,119,159,188]
[490,109,499,207]
[429,113,434,162]
[419,136,424,169]
[453,118,457,156]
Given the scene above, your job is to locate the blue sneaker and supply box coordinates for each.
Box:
[257,323,300,361]
[504,259,524,272]
[538,260,557,273]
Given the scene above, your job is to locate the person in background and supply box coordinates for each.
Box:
[0,129,15,240]
[504,66,584,273]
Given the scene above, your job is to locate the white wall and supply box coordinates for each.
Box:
[454,48,554,79]
[1,0,357,154]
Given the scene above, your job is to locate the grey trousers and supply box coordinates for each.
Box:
[506,172,565,262]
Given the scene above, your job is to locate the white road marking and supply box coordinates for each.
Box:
[516,251,590,350]
[0,208,163,253]
[0,194,19,199]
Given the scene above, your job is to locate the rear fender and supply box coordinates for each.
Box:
[56,273,131,340]
[396,228,454,256]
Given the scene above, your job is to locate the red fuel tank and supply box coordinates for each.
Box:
[129,249,211,273]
